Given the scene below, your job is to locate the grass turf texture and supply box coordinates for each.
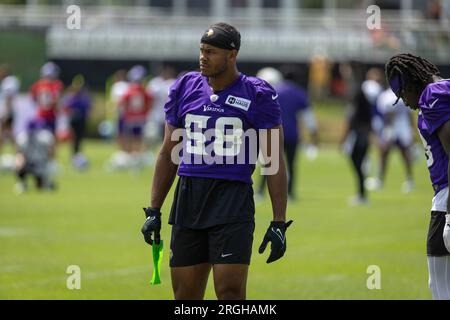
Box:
[0,137,433,300]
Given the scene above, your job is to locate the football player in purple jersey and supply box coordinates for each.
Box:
[141,22,292,300]
[386,53,450,299]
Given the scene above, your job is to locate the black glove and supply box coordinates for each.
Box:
[258,220,293,263]
[141,207,161,245]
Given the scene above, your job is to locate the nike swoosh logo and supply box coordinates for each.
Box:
[221,253,233,258]
[272,227,285,245]
[429,99,439,108]
[147,216,156,222]
[272,94,278,100]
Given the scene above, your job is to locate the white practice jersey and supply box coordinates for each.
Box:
[377,88,413,146]
[146,76,175,125]
[0,75,20,118]
[110,81,129,104]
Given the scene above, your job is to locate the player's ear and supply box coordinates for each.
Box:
[229,50,238,62]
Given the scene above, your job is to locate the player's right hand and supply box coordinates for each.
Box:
[444,214,450,253]
[141,207,161,246]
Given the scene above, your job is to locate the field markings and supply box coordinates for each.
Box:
[0,227,29,237]
[0,265,24,273]
[1,265,149,290]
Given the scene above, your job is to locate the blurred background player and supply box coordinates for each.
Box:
[308,50,332,101]
[14,121,56,194]
[368,87,415,193]
[0,64,20,154]
[119,65,153,168]
[110,69,128,150]
[29,62,63,180]
[362,68,385,140]
[256,66,318,201]
[386,53,450,300]
[104,69,131,171]
[62,74,91,170]
[30,62,64,134]
[146,65,177,143]
[341,67,376,206]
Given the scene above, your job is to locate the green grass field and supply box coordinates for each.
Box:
[0,138,434,300]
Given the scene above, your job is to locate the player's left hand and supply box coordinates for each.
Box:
[444,214,450,253]
[259,220,293,263]
[141,207,162,246]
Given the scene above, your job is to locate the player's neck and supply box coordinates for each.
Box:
[208,68,240,92]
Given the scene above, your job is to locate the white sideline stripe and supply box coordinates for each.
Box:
[0,228,28,237]
[1,266,149,289]
[84,266,148,280]
[321,274,347,282]
[0,265,23,272]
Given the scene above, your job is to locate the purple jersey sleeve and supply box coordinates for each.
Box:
[419,80,450,134]
[164,76,183,128]
[249,81,282,129]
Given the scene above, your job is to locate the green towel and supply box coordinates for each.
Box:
[151,240,163,285]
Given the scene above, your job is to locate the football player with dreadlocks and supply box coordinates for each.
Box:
[386,53,450,300]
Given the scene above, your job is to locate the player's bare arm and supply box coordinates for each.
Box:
[264,124,288,222]
[141,123,179,246]
[258,124,293,264]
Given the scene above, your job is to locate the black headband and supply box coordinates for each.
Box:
[200,25,241,51]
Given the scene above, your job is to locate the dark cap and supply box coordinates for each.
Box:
[201,22,241,51]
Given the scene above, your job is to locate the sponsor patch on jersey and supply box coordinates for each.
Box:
[225,95,251,111]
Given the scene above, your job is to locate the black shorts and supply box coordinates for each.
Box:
[169,176,255,229]
[123,121,145,138]
[427,211,450,256]
[169,221,255,267]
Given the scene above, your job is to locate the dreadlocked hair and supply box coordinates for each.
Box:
[385,53,440,104]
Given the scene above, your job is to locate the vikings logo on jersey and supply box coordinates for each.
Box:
[164,72,282,184]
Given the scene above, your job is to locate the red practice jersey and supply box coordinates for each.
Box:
[30,79,64,122]
[120,83,153,122]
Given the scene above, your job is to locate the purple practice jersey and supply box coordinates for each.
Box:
[164,72,282,184]
[63,90,91,118]
[274,80,309,144]
[417,79,450,194]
